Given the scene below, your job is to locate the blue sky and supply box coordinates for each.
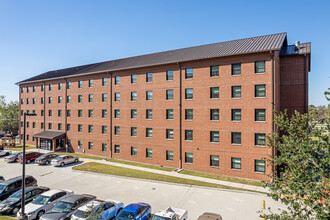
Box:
[0,0,329,105]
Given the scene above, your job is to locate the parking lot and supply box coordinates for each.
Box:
[0,156,286,219]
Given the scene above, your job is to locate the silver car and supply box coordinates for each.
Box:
[51,155,79,167]
[4,152,22,163]
[17,189,73,219]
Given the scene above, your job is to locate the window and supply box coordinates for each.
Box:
[48,123,52,130]
[27,87,30,93]
[131,92,137,101]
[58,123,62,131]
[185,88,193,99]
[210,65,219,77]
[185,109,193,120]
[88,94,93,103]
[114,109,120,119]
[185,130,193,141]
[210,155,219,167]
[32,98,36,105]
[210,131,219,143]
[114,145,120,154]
[102,126,107,134]
[41,123,44,129]
[67,96,71,103]
[78,80,83,88]
[146,72,153,82]
[67,110,71,117]
[88,110,93,118]
[41,97,44,104]
[166,150,173,161]
[185,68,193,79]
[26,135,29,141]
[58,96,62,103]
[78,110,82,118]
[78,124,82,132]
[166,129,174,140]
[255,133,266,146]
[102,78,107,86]
[78,95,82,103]
[255,85,266,97]
[255,160,265,173]
[115,93,120,102]
[232,86,241,98]
[41,85,44,92]
[49,84,52,91]
[114,126,120,135]
[232,63,241,75]
[67,124,71,132]
[166,70,174,80]
[27,122,29,128]
[89,79,93,87]
[131,74,137,84]
[114,76,120,85]
[146,91,153,100]
[131,109,137,119]
[41,110,44,117]
[48,110,52,117]
[231,132,241,144]
[131,127,137,137]
[58,110,62,117]
[210,87,219,99]
[146,109,152,119]
[185,152,193,164]
[102,93,107,102]
[255,109,266,121]
[102,143,107,152]
[131,146,137,156]
[21,110,23,116]
[88,142,93,150]
[27,98,30,105]
[255,61,265,73]
[146,148,153,159]
[102,110,107,118]
[21,99,24,105]
[231,157,241,170]
[48,97,52,104]
[58,83,62,90]
[67,82,71,89]
[210,109,219,121]
[231,109,241,121]
[78,141,82,149]
[166,109,174,120]
[166,89,173,100]
[21,87,24,93]
[146,128,153,138]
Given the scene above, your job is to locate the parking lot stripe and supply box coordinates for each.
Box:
[40,171,53,176]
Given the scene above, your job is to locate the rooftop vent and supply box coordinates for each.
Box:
[295,41,301,50]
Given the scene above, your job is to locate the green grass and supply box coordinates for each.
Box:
[179,169,264,187]
[0,216,15,220]
[5,145,35,151]
[108,159,175,172]
[55,152,106,160]
[73,162,261,193]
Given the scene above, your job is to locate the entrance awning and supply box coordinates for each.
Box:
[32,131,65,140]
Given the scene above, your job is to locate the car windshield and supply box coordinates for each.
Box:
[53,201,73,213]
[73,209,91,218]
[152,216,171,220]
[116,210,136,220]
[54,156,63,160]
[32,195,50,205]
[9,153,17,157]
[38,155,46,159]
[8,191,22,201]
[0,184,6,193]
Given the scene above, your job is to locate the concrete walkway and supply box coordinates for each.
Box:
[26,148,269,193]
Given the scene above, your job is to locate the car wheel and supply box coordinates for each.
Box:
[46,160,50,165]
[5,152,9,156]
[74,159,78,163]
[27,159,31,163]
[15,158,18,162]
[147,213,151,220]
[60,162,65,167]
[37,210,45,219]
[12,207,19,214]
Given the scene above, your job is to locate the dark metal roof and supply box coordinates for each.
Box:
[32,130,65,139]
[280,42,311,56]
[17,32,287,84]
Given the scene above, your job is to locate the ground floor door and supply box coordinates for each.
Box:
[40,139,53,151]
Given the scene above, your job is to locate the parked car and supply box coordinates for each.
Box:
[51,155,79,167]
[71,199,124,220]
[40,194,96,220]
[0,176,38,201]
[116,203,151,220]
[18,152,44,163]
[36,154,59,165]
[0,176,4,182]
[152,207,187,220]
[17,189,73,219]
[0,186,49,215]
[0,149,11,157]
[4,152,22,163]
[197,212,223,220]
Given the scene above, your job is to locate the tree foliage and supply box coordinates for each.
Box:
[0,95,19,134]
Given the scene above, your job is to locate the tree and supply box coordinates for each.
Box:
[0,96,19,134]
[263,108,330,219]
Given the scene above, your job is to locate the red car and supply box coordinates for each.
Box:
[18,152,44,163]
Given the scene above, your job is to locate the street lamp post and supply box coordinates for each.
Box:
[20,112,36,220]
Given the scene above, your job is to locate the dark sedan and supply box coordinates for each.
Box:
[0,186,49,215]
[35,154,58,165]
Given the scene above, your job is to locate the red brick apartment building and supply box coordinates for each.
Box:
[17,33,311,181]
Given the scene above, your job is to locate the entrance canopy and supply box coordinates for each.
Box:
[33,131,65,140]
